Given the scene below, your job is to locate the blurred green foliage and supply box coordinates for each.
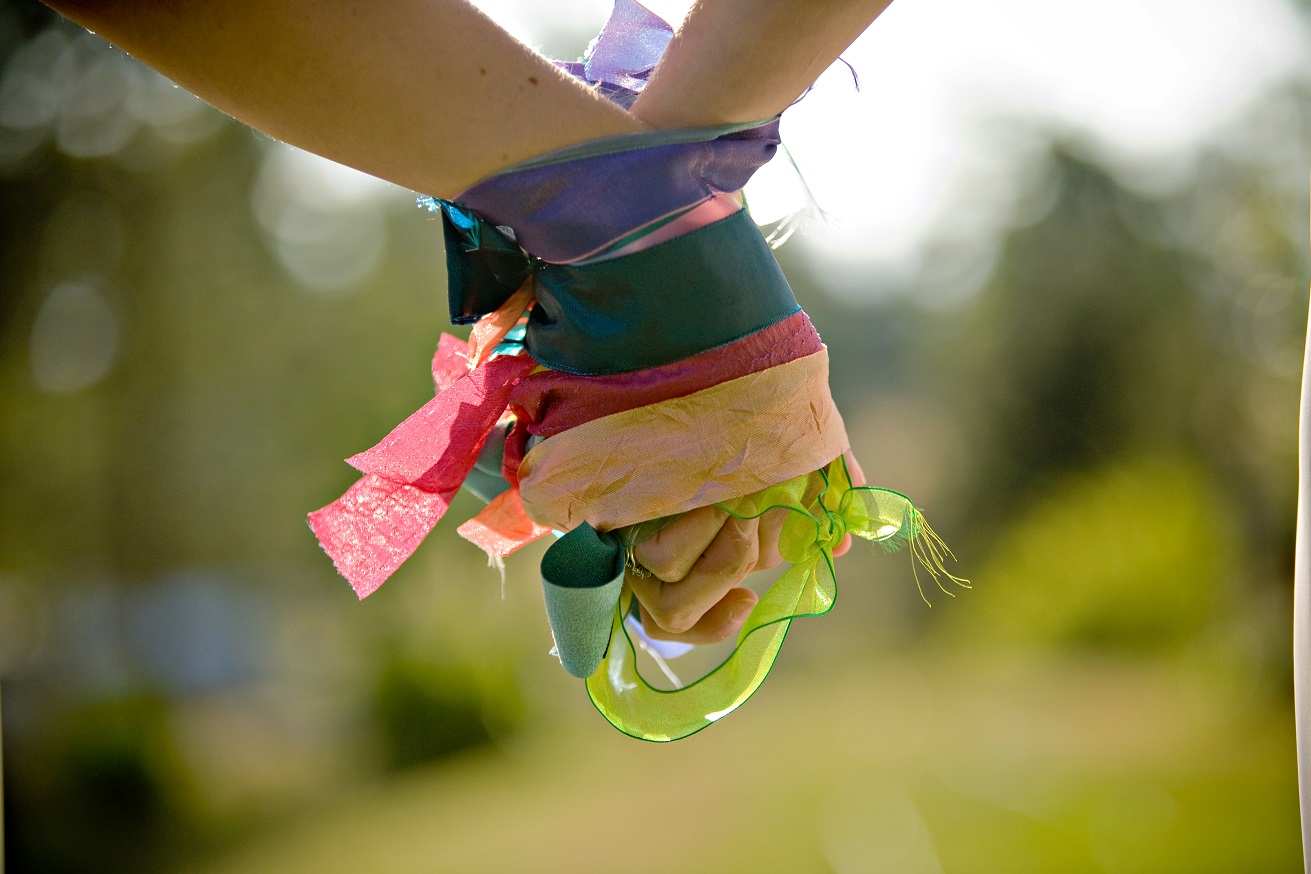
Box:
[966,456,1234,649]
[370,659,494,769]
[370,651,524,770]
[8,693,198,874]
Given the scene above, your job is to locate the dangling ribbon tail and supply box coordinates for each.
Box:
[308,346,536,598]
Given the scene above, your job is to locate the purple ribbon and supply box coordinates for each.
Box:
[584,0,673,93]
[446,0,781,264]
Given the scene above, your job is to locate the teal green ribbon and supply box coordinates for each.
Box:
[539,516,677,678]
[539,523,626,678]
[435,202,801,375]
[439,201,538,325]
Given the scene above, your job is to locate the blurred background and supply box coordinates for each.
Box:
[0,0,1308,870]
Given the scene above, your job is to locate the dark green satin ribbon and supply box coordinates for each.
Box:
[539,523,626,678]
[439,203,800,375]
[441,202,539,325]
[528,211,800,375]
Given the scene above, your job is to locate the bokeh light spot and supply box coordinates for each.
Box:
[29,279,120,393]
[251,144,396,296]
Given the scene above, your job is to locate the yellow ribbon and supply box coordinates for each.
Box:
[585,455,968,742]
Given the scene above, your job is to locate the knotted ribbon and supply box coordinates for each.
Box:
[307,338,537,599]
[309,0,965,741]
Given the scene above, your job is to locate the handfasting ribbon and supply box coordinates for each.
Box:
[438,205,801,374]
[308,342,535,598]
[575,0,671,97]
[526,211,798,374]
[517,349,848,532]
[308,0,963,734]
[511,309,822,438]
[445,117,780,268]
[587,456,966,742]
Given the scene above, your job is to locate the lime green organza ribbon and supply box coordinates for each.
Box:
[586,456,966,742]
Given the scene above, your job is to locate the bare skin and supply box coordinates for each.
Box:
[633,454,866,645]
[45,0,892,194]
[630,0,890,128]
[44,0,892,642]
[45,0,641,195]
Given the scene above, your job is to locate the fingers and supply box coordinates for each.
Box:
[632,505,729,583]
[639,587,759,645]
[629,515,759,636]
[754,507,786,571]
[844,450,867,486]
[627,459,866,643]
[833,533,854,557]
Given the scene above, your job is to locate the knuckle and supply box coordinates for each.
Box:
[632,546,686,582]
[648,556,691,583]
[664,614,698,634]
[727,516,756,541]
[649,601,698,634]
[707,539,756,582]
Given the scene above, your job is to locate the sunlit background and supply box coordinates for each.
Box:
[1,0,1308,870]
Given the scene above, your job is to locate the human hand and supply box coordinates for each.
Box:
[628,452,866,645]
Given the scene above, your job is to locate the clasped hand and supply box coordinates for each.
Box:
[628,453,865,644]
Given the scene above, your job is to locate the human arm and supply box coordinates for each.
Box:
[46,0,891,646]
[44,0,894,192]
[42,0,644,196]
[631,0,893,127]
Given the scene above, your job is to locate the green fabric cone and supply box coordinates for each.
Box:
[540,523,627,678]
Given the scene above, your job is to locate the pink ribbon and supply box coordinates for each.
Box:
[308,338,536,598]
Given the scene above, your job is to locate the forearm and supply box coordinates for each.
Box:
[44,0,891,194]
[631,0,892,128]
[44,0,645,196]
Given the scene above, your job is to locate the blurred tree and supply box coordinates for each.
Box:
[370,657,494,770]
[934,130,1304,652]
[0,9,504,871]
[6,692,198,874]
[949,146,1214,520]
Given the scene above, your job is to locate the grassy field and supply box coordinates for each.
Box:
[192,648,1301,874]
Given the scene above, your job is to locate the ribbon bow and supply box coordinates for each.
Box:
[586,456,968,742]
[438,201,539,325]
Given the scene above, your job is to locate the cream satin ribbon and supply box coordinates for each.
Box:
[517,348,849,532]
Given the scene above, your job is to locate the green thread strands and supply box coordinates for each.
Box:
[906,509,970,607]
[585,457,970,742]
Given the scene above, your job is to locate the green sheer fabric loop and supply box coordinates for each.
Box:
[585,455,941,742]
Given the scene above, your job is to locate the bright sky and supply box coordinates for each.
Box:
[472,0,1309,282]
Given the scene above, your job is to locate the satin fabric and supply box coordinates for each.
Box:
[510,310,823,438]
[518,349,849,533]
